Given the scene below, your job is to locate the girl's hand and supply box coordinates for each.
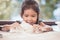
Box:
[33,24,53,33]
[39,22,53,32]
[2,22,20,32]
[2,24,11,32]
[11,22,20,29]
[41,25,53,32]
[33,24,42,33]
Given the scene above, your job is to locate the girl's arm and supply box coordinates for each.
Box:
[39,22,53,32]
[2,25,11,32]
[2,22,20,32]
[33,22,53,33]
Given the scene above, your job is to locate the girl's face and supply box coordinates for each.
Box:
[22,9,37,25]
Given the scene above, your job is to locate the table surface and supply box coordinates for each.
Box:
[0,31,60,40]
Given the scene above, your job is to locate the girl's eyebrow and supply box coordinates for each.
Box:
[24,14,28,15]
[32,13,37,15]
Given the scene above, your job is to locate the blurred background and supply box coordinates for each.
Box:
[0,0,60,21]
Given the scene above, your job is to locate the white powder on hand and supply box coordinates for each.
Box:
[20,21,33,33]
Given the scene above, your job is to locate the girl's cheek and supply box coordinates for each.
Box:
[23,18,27,23]
[33,17,37,23]
[22,16,27,20]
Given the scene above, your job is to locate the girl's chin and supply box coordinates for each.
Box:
[25,22,34,25]
[29,23,34,25]
[26,22,33,25]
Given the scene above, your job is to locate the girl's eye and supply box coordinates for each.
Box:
[32,15,35,17]
[25,15,28,17]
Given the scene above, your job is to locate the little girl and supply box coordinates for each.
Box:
[2,0,53,33]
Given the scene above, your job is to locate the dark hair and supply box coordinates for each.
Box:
[21,0,40,24]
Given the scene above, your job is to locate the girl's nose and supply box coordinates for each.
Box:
[28,17,32,21]
[27,17,32,23]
